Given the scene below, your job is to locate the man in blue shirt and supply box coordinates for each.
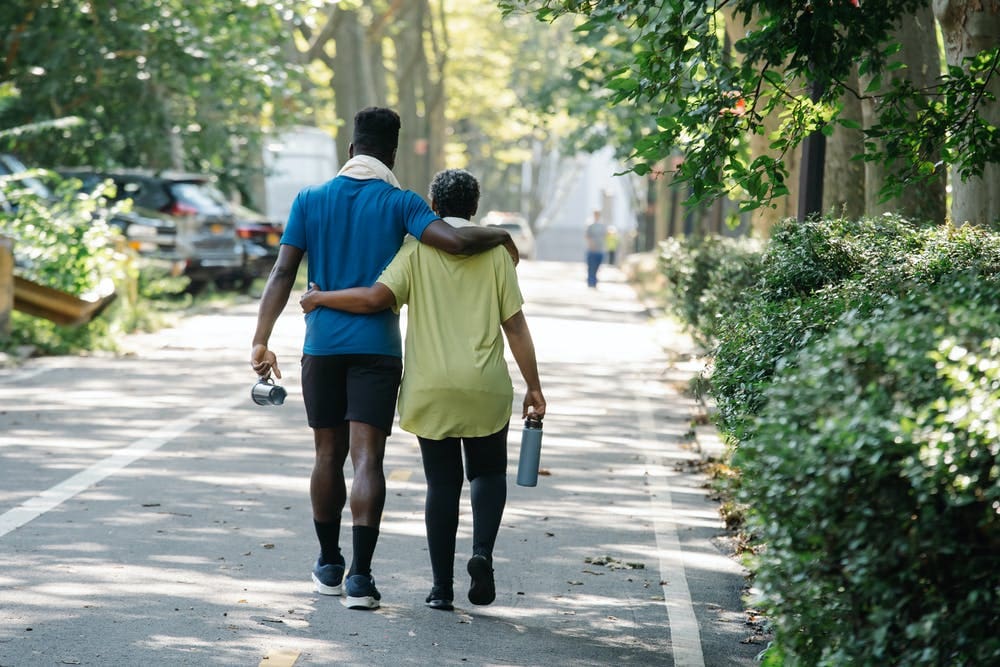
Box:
[250,107,514,610]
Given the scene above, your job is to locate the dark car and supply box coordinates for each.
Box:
[228,202,283,290]
[60,169,244,292]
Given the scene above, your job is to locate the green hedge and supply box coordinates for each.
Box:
[743,275,1000,666]
[711,216,1000,440]
[657,234,762,348]
[654,217,1000,666]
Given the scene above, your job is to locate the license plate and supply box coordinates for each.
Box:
[200,258,240,267]
[266,232,280,246]
[210,224,224,235]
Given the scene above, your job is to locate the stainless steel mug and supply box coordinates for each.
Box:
[251,376,287,406]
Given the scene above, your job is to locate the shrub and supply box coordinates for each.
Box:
[657,234,762,347]
[710,215,1000,441]
[739,275,1000,666]
[1,171,132,353]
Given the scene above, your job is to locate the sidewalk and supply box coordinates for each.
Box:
[0,259,761,666]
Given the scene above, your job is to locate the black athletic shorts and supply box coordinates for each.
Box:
[300,354,403,435]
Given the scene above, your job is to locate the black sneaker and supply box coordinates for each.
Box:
[467,554,496,606]
[342,574,381,610]
[425,585,454,611]
[311,556,345,596]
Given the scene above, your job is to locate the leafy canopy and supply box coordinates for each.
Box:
[0,0,308,189]
[500,1,1000,211]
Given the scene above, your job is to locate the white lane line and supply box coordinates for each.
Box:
[0,366,54,384]
[636,388,706,667]
[0,392,245,539]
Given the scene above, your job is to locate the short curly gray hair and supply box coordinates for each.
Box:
[428,169,479,219]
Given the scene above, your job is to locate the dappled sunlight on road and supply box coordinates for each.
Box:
[0,265,755,665]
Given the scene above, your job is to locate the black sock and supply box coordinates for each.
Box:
[349,525,379,577]
[314,519,343,565]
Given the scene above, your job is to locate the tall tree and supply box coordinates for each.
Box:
[289,0,450,190]
[0,0,304,192]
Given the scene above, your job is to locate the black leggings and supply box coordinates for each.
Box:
[417,424,509,589]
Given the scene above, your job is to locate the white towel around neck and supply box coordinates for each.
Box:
[337,155,401,188]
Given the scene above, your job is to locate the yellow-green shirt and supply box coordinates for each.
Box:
[377,237,524,440]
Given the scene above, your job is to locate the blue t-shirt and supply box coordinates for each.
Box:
[281,176,438,356]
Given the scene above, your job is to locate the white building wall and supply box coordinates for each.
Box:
[263,127,339,223]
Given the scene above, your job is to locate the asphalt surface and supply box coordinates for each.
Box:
[0,259,762,667]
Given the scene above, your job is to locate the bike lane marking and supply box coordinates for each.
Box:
[0,391,245,539]
[636,383,707,667]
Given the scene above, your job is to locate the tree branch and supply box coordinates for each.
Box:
[304,6,343,62]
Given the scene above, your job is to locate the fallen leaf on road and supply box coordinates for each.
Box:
[581,569,604,576]
[584,555,646,570]
[262,543,275,549]
[567,580,584,585]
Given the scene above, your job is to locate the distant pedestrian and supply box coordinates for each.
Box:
[584,210,607,287]
[606,226,619,265]
[300,168,546,611]
[250,108,515,611]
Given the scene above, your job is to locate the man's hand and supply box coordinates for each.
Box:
[300,282,322,313]
[251,343,281,379]
[523,387,545,419]
[504,238,520,266]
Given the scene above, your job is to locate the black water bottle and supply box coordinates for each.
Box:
[516,415,543,487]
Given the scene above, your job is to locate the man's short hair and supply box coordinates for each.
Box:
[429,169,479,219]
[352,107,401,156]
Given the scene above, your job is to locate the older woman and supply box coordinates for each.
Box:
[300,169,545,610]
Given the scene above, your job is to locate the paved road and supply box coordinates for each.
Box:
[0,260,761,666]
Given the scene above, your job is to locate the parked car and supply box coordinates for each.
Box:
[230,202,283,288]
[60,169,244,292]
[481,211,536,260]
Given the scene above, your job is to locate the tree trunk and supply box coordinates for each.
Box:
[725,8,801,237]
[823,69,866,219]
[861,7,946,224]
[933,0,1000,226]
[330,8,381,166]
[391,1,429,191]
[425,0,448,187]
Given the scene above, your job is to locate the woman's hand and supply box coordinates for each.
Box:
[523,388,546,420]
[300,282,322,313]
